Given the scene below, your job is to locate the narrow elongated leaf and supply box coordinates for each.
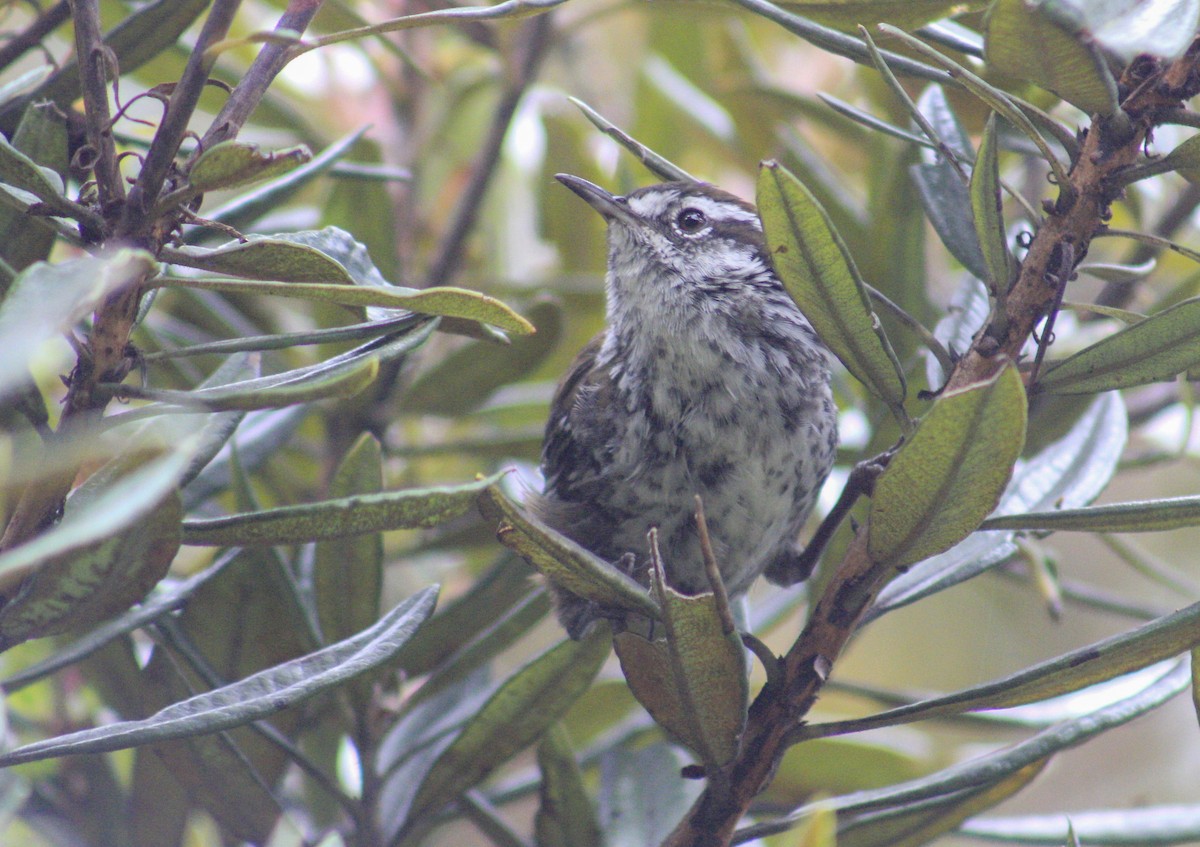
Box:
[188,142,312,192]
[182,474,501,546]
[984,495,1200,533]
[985,0,1120,115]
[881,25,1071,188]
[868,365,1027,569]
[535,724,602,847]
[403,630,609,826]
[1,549,239,694]
[816,601,1200,738]
[758,161,906,410]
[739,661,1189,842]
[969,114,1012,292]
[0,587,438,766]
[911,162,988,282]
[1039,296,1200,393]
[164,237,354,282]
[376,668,493,843]
[961,804,1200,845]
[0,122,66,203]
[315,434,383,646]
[480,486,662,621]
[0,250,156,401]
[122,354,380,412]
[598,743,703,847]
[839,762,1047,847]
[156,275,534,335]
[777,1,971,30]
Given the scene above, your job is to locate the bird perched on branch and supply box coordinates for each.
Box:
[533,175,838,638]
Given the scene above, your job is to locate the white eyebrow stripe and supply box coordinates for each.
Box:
[683,195,759,225]
[627,191,678,218]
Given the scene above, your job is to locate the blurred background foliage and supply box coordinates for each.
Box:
[0,1,1199,846]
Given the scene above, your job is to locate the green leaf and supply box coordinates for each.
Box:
[314,434,383,647]
[0,102,68,280]
[881,24,1072,189]
[0,587,438,766]
[838,762,1046,847]
[816,600,1200,736]
[182,474,502,546]
[0,490,181,652]
[0,116,67,202]
[480,485,662,622]
[868,365,1027,569]
[613,556,747,770]
[396,560,537,678]
[1163,133,1200,183]
[0,249,157,401]
[0,448,191,604]
[969,114,1013,292]
[911,160,988,282]
[194,129,369,238]
[534,724,602,847]
[188,141,312,192]
[404,298,563,415]
[164,237,354,282]
[985,0,1120,115]
[757,160,907,412]
[1038,296,1200,394]
[0,549,238,694]
[156,275,534,335]
[869,391,1126,619]
[756,661,1189,834]
[119,352,381,412]
[403,630,609,827]
[983,494,1200,533]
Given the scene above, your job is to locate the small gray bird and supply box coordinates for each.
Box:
[533,175,838,638]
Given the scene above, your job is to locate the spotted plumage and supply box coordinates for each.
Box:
[533,176,838,638]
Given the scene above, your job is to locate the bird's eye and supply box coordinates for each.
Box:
[676,208,708,234]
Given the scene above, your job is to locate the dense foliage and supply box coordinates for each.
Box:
[0,1,1199,846]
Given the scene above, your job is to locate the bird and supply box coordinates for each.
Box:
[532,174,838,639]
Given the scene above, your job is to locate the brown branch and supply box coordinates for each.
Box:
[198,0,327,151]
[68,0,123,220]
[660,38,1200,847]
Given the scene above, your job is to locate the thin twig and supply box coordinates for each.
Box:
[118,0,243,240]
[424,12,553,286]
[68,0,124,217]
[199,0,327,151]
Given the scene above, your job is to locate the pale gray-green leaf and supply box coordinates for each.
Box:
[758,160,906,410]
[868,365,1027,569]
[182,474,502,546]
[0,587,438,766]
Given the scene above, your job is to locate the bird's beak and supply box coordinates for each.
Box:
[555,174,639,227]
